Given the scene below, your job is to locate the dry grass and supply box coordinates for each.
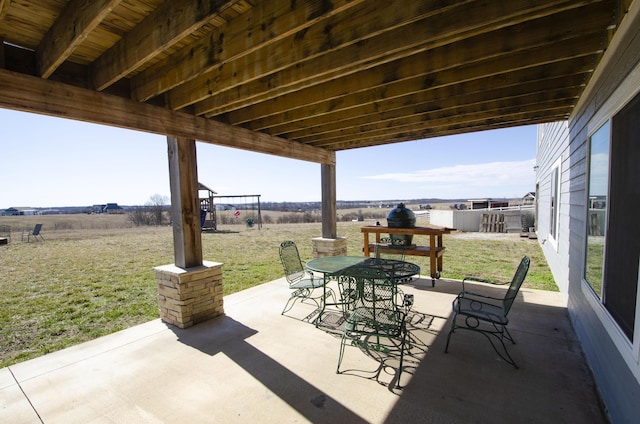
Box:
[0,214,554,367]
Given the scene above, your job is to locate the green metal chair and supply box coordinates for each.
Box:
[444,256,530,368]
[279,240,333,315]
[374,236,408,261]
[336,265,408,388]
[373,237,418,286]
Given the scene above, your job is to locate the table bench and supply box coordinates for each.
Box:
[361,225,453,286]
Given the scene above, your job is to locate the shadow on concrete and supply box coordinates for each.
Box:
[384,280,609,423]
[159,276,609,423]
[170,315,369,423]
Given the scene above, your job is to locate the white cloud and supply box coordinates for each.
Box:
[362,159,536,198]
[589,152,609,195]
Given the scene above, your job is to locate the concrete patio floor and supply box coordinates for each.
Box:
[2,276,609,423]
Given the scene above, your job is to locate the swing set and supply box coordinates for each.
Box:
[199,183,262,232]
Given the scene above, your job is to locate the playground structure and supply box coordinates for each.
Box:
[199,183,262,231]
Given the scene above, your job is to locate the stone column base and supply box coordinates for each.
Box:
[154,261,224,329]
[312,237,347,258]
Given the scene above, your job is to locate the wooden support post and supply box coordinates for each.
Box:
[167,136,203,268]
[321,159,337,239]
[314,158,345,257]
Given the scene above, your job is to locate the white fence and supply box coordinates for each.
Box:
[429,206,535,232]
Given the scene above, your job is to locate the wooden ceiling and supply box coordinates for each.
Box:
[0,0,627,163]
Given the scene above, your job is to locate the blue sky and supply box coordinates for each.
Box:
[1,108,538,208]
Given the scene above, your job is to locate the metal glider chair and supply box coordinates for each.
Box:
[444,256,530,368]
[22,223,45,242]
[279,240,334,315]
[336,265,408,388]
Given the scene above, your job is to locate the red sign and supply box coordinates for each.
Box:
[234,210,241,217]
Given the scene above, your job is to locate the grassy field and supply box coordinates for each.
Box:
[0,214,554,368]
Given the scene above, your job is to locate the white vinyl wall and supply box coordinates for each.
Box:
[535,4,640,422]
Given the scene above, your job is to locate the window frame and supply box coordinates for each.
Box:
[584,121,610,299]
[580,84,640,378]
[548,157,561,249]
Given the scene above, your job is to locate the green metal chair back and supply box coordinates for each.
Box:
[339,266,399,322]
[374,236,407,261]
[502,256,530,315]
[336,264,408,387]
[279,240,328,316]
[279,240,307,286]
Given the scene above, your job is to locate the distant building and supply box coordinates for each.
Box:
[103,203,124,214]
[3,207,38,216]
[468,199,509,210]
[522,192,536,206]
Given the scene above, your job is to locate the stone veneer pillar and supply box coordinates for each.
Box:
[154,261,224,329]
[311,237,348,258]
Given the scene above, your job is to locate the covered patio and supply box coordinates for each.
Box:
[1,1,636,421]
[3,276,607,423]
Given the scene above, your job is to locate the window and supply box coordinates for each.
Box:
[585,122,610,298]
[604,93,640,341]
[549,160,560,242]
[585,92,640,341]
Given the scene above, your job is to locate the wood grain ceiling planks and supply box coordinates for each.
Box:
[0,0,623,160]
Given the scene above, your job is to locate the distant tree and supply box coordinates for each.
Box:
[128,206,154,226]
[128,195,169,226]
[340,212,358,222]
[147,194,169,225]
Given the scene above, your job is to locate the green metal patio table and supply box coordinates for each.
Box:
[306,255,420,325]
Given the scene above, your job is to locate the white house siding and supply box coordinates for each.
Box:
[537,4,640,423]
[536,121,571,294]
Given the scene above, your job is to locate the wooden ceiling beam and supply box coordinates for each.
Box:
[36,0,122,79]
[0,69,333,164]
[243,31,603,132]
[91,0,240,91]
[132,0,366,102]
[302,92,579,146]
[1,0,619,154]
[195,0,608,117]
[173,0,464,110]
[276,78,587,141]
[320,109,573,151]
[0,0,10,20]
[332,117,563,150]
[271,55,595,137]
[286,72,590,142]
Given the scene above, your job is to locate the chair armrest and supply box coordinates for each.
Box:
[457,290,503,303]
[462,276,488,291]
[463,276,489,283]
[462,276,508,291]
[305,270,326,284]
